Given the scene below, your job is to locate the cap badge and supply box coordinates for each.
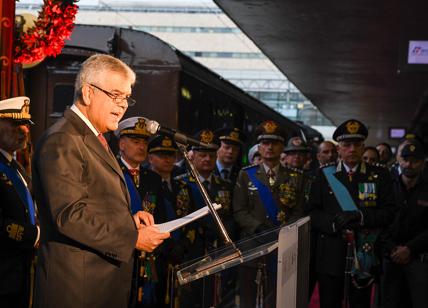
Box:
[230,131,239,140]
[22,99,31,118]
[162,138,172,147]
[263,121,277,134]
[346,121,360,134]
[135,118,146,130]
[292,138,302,146]
[200,130,214,143]
[410,145,415,152]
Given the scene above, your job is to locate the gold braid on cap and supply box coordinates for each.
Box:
[120,118,150,137]
[0,99,31,120]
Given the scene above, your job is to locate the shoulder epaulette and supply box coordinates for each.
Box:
[174,172,190,181]
[284,166,304,174]
[175,178,188,186]
[374,162,387,169]
[319,162,336,169]
[367,162,387,169]
[242,163,258,170]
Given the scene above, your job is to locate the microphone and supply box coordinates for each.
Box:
[145,119,218,150]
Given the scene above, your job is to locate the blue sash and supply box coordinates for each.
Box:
[124,172,142,215]
[187,181,205,210]
[186,179,213,228]
[245,167,280,226]
[323,165,380,286]
[0,160,35,225]
[163,196,180,240]
[322,165,358,211]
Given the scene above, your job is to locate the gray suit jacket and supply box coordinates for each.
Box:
[32,109,138,308]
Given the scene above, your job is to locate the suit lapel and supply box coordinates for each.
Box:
[84,134,125,182]
[64,109,125,183]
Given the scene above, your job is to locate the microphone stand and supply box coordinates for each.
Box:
[177,143,234,245]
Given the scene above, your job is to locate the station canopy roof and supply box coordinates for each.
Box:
[215,0,428,144]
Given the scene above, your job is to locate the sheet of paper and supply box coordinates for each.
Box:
[155,203,222,233]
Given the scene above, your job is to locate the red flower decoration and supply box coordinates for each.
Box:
[14,0,79,64]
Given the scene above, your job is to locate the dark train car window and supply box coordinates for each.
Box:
[52,84,74,117]
[178,72,245,134]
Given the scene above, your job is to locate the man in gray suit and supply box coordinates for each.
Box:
[32,54,170,308]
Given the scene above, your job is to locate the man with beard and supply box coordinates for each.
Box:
[381,141,428,308]
[306,119,394,308]
[0,97,39,308]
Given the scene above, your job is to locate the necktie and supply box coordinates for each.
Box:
[162,180,172,194]
[129,168,140,187]
[267,168,275,186]
[162,180,173,200]
[202,180,210,192]
[221,169,229,180]
[97,133,109,151]
[348,169,355,182]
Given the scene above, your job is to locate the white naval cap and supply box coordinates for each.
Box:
[114,116,151,138]
[0,96,33,124]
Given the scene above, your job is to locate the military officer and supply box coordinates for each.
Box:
[176,129,234,307]
[305,119,395,308]
[115,117,167,308]
[381,140,428,308]
[147,135,195,307]
[0,97,39,308]
[214,127,246,185]
[233,120,307,307]
[282,136,310,170]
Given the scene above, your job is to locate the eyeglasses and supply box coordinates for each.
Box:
[89,83,136,107]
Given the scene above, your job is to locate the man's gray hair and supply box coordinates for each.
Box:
[74,54,136,102]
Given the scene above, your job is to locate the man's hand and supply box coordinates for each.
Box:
[391,245,411,264]
[333,211,362,231]
[135,226,170,252]
[133,211,154,229]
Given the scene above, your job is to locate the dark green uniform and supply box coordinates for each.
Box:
[233,163,307,238]
[233,163,307,308]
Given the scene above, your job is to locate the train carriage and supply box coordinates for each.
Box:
[25,24,323,149]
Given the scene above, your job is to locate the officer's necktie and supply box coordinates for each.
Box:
[348,169,355,182]
[267,168,276,186]
[97,133,109,151]
[129,168,140,187]
[221,169,229,180]
[202,180,210,192]
[162,180,173,200]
